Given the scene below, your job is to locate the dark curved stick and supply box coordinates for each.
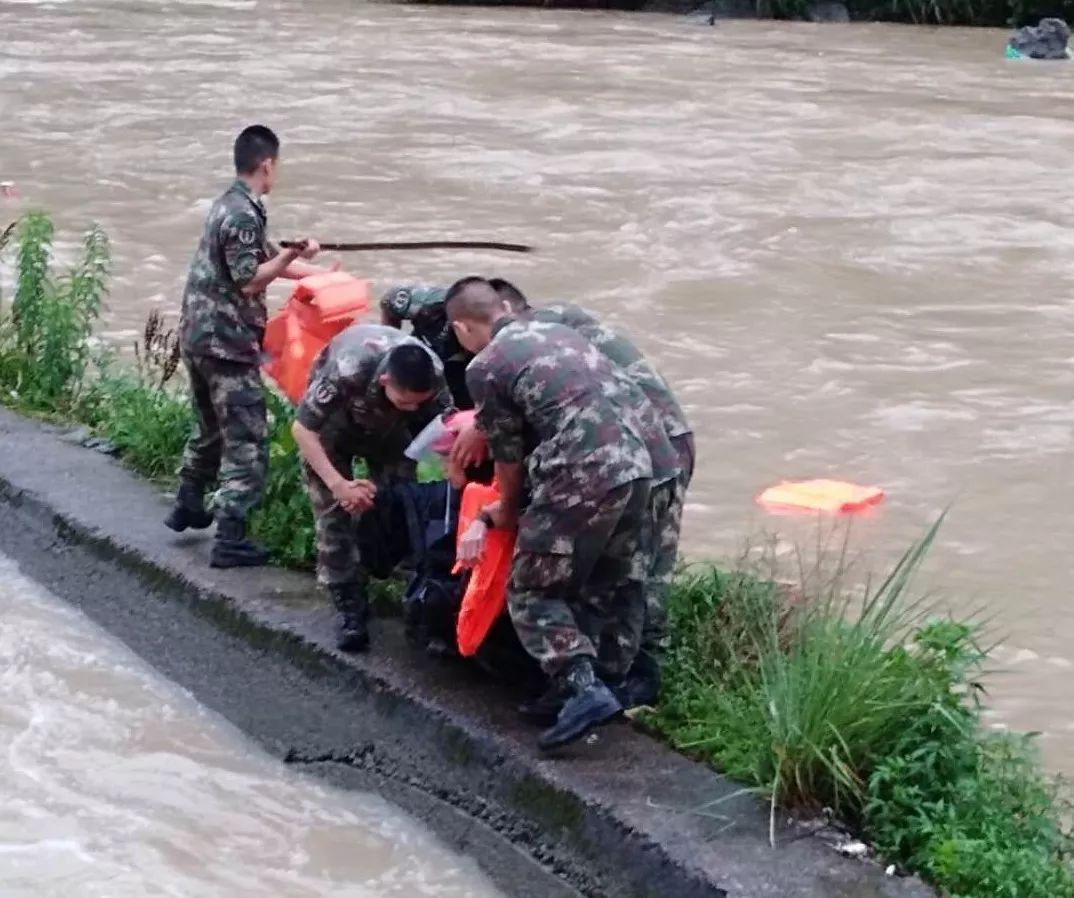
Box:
[280,240,533,254]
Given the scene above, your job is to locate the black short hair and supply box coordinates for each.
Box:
[234,125,280,175]
[444,276,502,323]
[489,278,530,313]
[387,343,436,393]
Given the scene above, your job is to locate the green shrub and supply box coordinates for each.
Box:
[78,367,191,480]
[865,621,1074,897]
[651,522,1074,895]
[1,212,109,412]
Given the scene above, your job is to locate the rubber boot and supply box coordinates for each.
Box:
[329,582,370,653]
[537,656,622,752]
[209,517,269,569]
[518,680,567,726]
[613,650,662,711]
[164,482,214,533]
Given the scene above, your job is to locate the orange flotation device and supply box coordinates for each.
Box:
[262,272,370,403]
[757,479,885,514]
[453,481,515,657]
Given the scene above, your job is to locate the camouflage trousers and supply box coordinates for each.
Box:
[301,432,415,589]
[507,479,651,680]
[638,433,695,660]
[178,353,267,522]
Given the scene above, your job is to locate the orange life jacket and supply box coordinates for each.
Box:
[453,480,515,657]
[757,479,884,514]
[262,272,370,404]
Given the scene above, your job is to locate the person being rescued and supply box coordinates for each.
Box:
[444,277,679,751]
[360,411,542,685]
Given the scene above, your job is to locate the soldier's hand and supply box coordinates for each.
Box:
[457,519,488,567]
[333,478,376,513]
[298,238,320,261]
[449,422,488,470]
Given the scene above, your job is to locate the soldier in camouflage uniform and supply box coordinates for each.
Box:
[291,324,452,652]
[447,276,672,751]
[492,279,694,710]
[166,125,323,568]
[379,283,474,409]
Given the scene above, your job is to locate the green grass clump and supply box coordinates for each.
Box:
[651,521,1074,895]
[77,368,192,480]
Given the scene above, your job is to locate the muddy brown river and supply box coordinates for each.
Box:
[1,0,1073,798]
[0,553,502,896]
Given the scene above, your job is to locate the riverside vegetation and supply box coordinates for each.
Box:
[421,0,1074,31]
[2,212,1072,897]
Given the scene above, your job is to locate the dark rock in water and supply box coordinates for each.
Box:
[808,0,849,22]
[684,0,757,20]
[1009,17,1071,59]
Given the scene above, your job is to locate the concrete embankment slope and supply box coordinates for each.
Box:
[0,407,933,898]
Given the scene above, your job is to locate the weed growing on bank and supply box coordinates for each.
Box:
[652,522,1074,897]
[4,213,1072,897]
[0,212,107,412]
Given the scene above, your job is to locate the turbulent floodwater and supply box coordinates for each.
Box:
[0,554,502,897]
[3,0,1074,767]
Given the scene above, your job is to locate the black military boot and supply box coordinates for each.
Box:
[518,679,568,726]
[537,656,622,752]
[209,517,269,569]
[613,650,661,711]
[163,482,214,533]
[329,582,369,653]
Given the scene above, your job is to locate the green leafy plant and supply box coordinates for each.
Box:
[1,211,109,412]
[651,520,1074,895]
[78,365,191,480]
[865,621,1074,897]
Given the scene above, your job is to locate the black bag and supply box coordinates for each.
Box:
[356,477,541,682]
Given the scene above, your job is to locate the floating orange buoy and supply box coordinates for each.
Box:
[453,480,515,657]
[262,272,370,403]
[757,479,884,514]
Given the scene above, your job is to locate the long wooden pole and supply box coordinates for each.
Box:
[280,240,533,254]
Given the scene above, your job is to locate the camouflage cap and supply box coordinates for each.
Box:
[379,284,448,319]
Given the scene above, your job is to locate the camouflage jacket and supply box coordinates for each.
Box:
[379,284,470,366]
[296,324,451,463]
[466,318,657,534]
[530,303,691,443]
[180,179,276,365]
